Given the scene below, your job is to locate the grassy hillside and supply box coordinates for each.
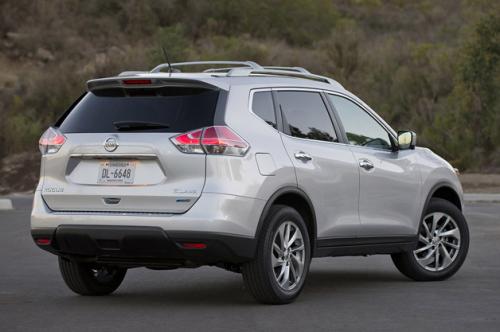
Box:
[0,0,499,185]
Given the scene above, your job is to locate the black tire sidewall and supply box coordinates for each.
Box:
[260,205,311,300]
[402,198,470,280]
[59,257,126,295]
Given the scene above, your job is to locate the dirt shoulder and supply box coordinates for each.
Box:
[459,173,500,193]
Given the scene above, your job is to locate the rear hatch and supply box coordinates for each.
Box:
[41,81,222,213]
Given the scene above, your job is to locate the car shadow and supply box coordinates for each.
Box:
[303,269,408,294]
[56,269,407,307]
[307,269,405,286]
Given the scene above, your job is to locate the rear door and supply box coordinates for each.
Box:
[327,94,421,236]
[41,84,221,213]
[276,90,360,238]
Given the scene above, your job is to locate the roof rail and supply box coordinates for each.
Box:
[227,68,337,85]
[261,66,310,74]
[148,60,339,86]
[151,61,262,73]
[203,67,245,73]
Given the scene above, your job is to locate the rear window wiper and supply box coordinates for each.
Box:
[113,121,170,131]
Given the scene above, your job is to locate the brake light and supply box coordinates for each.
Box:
[170,126,249,156]
[122,79,152,85]
[39,127,66,155]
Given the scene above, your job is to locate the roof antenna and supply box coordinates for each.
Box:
[161,46,173,76]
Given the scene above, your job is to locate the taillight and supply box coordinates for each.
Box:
[201,126,249,156]
[171,126,249,156]
[39,127,66,155]
[171,128,204,154]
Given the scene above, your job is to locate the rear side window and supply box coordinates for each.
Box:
[277,91,337,142]
[58,87,220,133]
[252,91,276,128]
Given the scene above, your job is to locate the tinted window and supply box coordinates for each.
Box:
[328,95,392,150]
[278,91,336,142]
[58,87,219,133]
[252,91,276,128]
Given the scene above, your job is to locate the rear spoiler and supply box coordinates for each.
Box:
[86,76,226,92]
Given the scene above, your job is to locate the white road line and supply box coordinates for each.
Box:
[0,199,13,210]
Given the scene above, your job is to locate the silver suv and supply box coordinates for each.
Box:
[31,61,469,304]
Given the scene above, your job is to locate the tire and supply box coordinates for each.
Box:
[392,198,469,281]
[242,205,311,304]
[58,257,127,295]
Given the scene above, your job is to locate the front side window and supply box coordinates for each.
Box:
[252,91,276,128]
[278,91,337,142]
[328,95,392,150]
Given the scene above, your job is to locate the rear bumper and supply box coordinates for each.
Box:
[31,190,265,266]
[31,190,265,237]
[32,225,256,266]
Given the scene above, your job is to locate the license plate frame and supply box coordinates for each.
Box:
[97,160,136,185]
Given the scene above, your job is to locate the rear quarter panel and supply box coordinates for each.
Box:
[202,85,297,201]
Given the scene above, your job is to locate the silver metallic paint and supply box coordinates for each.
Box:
[32,73,463,245]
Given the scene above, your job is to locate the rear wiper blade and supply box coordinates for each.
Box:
[113,121,170,131]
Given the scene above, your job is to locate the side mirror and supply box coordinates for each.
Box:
[397,131,416,150]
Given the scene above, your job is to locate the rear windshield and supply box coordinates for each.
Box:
[58,87,220,133]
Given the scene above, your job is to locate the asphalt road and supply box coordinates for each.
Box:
[1,197,499,331]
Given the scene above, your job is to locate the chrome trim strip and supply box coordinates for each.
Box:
[70,153,157,159]
[50,210,176,216]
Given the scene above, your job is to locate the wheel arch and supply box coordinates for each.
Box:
[256,187,317,255]
[429,183,462,210]
[420,182,463,226]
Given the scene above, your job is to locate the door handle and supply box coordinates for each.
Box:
[294,151,312,162]
[359,159,374,171]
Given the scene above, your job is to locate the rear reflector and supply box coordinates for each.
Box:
[171,126,249,156]
[122,79,152,85]
[180,242,207,250]
[35,238,51,246]
[39,127,66,155]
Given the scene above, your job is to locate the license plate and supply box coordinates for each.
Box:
[97,160,136,185]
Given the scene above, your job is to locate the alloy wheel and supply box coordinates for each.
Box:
[413,212,461,272]
[271,221,306,290]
